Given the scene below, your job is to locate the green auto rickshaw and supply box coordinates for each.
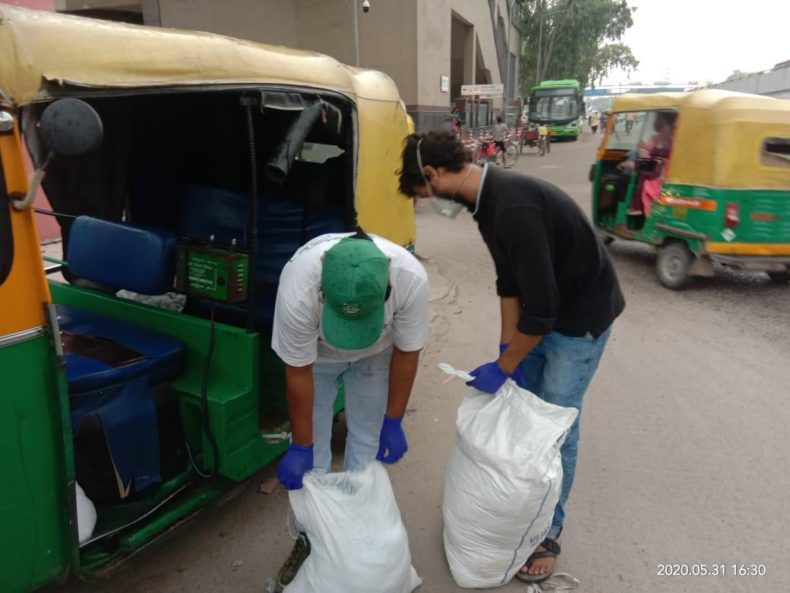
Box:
[591,89,790,289]
[0,6,415,592]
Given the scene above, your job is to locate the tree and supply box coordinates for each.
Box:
[589,43,639,87]
[519,0,638,92]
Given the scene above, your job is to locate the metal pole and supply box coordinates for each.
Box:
[536,0,543,86]
[352,0,360,67]
[505,0,516,100]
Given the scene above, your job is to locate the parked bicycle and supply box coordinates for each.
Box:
[520,123,551,156]
[475,130,519,168]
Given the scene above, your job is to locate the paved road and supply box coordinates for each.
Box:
[51,132,790,593]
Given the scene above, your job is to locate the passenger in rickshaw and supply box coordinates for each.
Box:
[626,111,677,215]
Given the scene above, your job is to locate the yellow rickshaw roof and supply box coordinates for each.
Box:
[610,92,687,112]
[0,5,402,106]
[609,90,790,189]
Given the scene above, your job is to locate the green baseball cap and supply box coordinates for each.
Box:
[321,237,389,350]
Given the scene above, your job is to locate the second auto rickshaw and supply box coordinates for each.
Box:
[591,90,790,289]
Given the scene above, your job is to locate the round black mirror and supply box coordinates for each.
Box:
[40,98,103,156]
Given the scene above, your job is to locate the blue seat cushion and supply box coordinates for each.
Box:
[58,305,184,393]
[67,216,177,295]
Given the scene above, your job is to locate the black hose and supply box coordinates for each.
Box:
[264,101,322,185]
[242,96,260,333]
[199,304,220,477]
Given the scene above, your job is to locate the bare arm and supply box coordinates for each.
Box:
[387,347,421,418]
[285,363,315,446]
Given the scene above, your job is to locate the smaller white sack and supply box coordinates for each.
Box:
[285,462,422,593]
[440,364,578,589]
[75,482,97,544]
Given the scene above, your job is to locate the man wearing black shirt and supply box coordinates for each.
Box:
[399,130,625,583]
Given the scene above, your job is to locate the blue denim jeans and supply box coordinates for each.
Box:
[311,347,392,473]
[516,327,612,540]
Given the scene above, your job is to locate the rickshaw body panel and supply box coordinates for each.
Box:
[1,111,73,592]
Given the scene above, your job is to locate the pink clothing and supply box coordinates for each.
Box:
[636,130,674,214]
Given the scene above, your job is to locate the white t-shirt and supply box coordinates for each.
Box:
[272,233,430,366]
[493,122,507,142]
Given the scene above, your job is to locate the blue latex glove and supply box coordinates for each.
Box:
[499,343,524,386]
[376,416,408,464]
[278,443,314,490]
[466,360,511,394]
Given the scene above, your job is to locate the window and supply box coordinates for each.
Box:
[606,111,646,151]
[761,137,790,168]
[531,92,581,122]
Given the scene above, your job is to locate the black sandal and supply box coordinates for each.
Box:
[515,537,561,583]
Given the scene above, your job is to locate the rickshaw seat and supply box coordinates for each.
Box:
[61,216,184,391]
[59,217,186,499]
[58,305,184,393]
[67,215,177,296]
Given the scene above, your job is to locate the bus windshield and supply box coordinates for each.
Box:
[531,91,580,123]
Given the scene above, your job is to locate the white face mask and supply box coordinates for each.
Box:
[430,197,465,219]
[415,138,468,220]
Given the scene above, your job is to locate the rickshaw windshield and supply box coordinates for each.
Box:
[607,111,676,154]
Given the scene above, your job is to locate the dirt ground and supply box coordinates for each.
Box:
[49,133,790,593]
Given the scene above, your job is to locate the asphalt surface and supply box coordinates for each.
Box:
[49,131,790,593]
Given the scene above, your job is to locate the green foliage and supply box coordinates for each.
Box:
[589,43,639,87]
[520,0,638,91]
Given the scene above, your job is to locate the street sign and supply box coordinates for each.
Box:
[461,83,504,98]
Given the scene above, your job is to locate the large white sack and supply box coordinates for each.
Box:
[440,364,578,589]
[285,462,422,593]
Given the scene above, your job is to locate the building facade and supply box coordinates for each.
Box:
[54,0,523,130]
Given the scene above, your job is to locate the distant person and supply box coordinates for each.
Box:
[451,107,462,136]
[492,116,509,166]
[625,112,635,135]
[398,130,625,584]
[590,111,600,134]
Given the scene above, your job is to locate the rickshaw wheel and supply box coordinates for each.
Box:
[767,271,790,284]
[657,241,693,290]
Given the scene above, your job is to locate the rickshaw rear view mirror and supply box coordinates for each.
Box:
[0,110,15,134]
[13,99,103,212]
[40,98,103,157]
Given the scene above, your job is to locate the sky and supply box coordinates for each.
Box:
[601,0,790,86]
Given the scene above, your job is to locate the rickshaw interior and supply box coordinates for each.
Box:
[594,109,678,232]
[22,86,357,570]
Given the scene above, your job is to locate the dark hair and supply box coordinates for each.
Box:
[398,130,469,197]
[497,116,504,124]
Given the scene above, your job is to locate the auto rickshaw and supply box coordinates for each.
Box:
[590,90,790,289]
[0,6,414,592]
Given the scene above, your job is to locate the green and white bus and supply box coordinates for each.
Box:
[527,79,584,140]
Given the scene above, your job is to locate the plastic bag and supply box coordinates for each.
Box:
[285,462,422,593]
[440,364,578,588]
[75,482,97,544]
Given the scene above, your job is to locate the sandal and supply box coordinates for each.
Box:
[515,537,561,584]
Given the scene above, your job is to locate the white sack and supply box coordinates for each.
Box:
[75,482,97,544]
[440,364,578,588]
[285,462,422,593]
